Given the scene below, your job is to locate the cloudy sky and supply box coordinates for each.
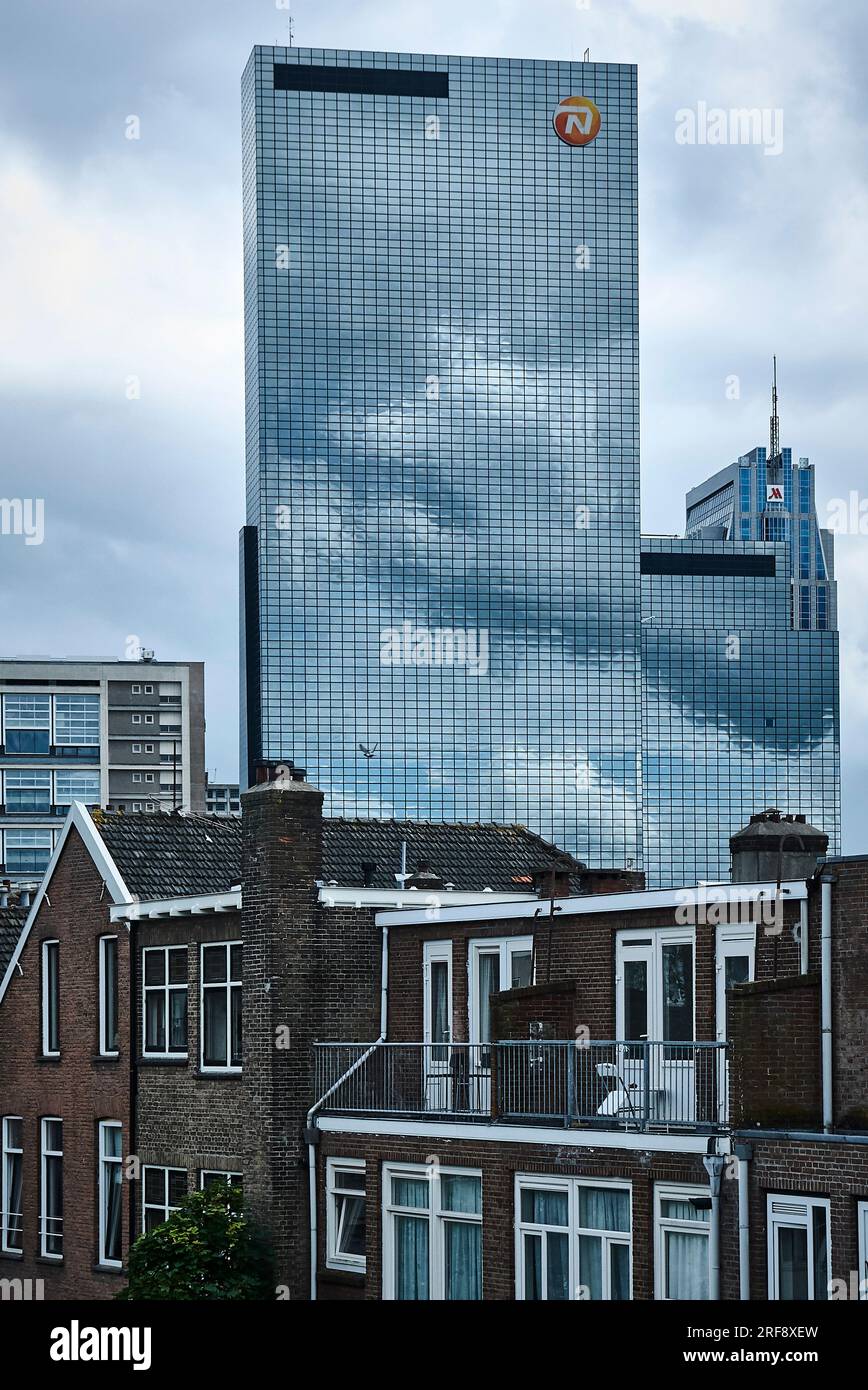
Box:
[1,0,866,849]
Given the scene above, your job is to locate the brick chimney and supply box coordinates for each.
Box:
[241,773,324,1300]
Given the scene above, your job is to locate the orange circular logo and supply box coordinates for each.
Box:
[553,96,601,146]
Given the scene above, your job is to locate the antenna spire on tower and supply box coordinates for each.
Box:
[769,355,780,464]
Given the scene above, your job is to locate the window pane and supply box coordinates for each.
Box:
[229,944,242,980]
[666,1230,708,1299]
[579,1185,630,1233]
[103,1125,122,1159]
[661,1197,709,1223]
[610,1241,630,1300]
[524,1232,543,1299]
[145,993,165,1051]
[444,1219,481,1299]
[624,959,647,1046]
[45,1119,62,1151]
[167,1170,187,1206]
[812,1208,828,1301]
[430,960,449,1056]
[203,990,227,1066]
[662,944,693,1043]
[144,951,165,986]
[394,1214,428,1299]
[778,1226,809,1300]
[510,951,532,990]
[144,1167,164,1204]
[104,1163,123,1262]
[168,948,187,984]
[392,1177,428,1209]
[169,989,187,1050]
[103,939,118,1051]
[336,1169,365,1193]
[230,985,242,1066]
[203,946,227,983]
[578,1233,602,1298]
[440,1174,481,1215]
[337,1194,366,1256]
[546,1231,570,1299]
[520,1187,568,1226]
[477,952,500,1047]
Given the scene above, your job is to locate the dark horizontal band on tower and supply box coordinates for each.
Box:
[273,63,449,98]
[641,553,776,577]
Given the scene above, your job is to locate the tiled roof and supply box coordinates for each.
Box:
[87,809,582,901]
[321,819,584,893]
[0,906,29,980]
[93,812,242,900]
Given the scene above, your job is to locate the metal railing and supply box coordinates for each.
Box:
[313,1040,729,1131]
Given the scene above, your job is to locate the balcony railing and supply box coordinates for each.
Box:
[313,1040,729,1132]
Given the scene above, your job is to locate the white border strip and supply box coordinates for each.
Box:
[316,1115,722,1155]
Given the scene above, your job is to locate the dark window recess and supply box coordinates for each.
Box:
[273,63,448,98]
[640,553,776,578]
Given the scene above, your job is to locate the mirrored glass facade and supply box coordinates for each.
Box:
[642,440,841,887]
[241,47,641,868]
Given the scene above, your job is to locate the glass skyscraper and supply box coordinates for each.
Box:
[240,47,642,868]
[641,445,840,887]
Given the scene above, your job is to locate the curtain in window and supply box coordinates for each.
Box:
[431,961,449,1056]
[579,1185,630,1233]
[778,1227,809,1300]
[521,1187,568,1225]
[8,1155,22,1247]
[666,1230,709,1299]
[444,1221,481,1299]
[477,953,500,1046]
[395,1215,429,1299]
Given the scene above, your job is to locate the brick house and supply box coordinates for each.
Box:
[3,779,867,1301]
[0,783,581,1298]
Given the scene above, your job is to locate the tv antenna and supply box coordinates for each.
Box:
[769,355,781,466]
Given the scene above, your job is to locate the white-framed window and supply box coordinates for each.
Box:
[142,1165,186,1233]
[40,1117,63,1258]
[515,1175,631,1300]
[54,770,100,807]
[144,773,154,783]
[468,937,534,1057]
[383,1163,482,1300]
[53,694,99,747]
[98,1121,123,1267]
[858,1201,868,1299]
[767,1195,830,1300]
[654,1183,711,1299]
[200,1170,242,1190]
[201,942,242,1072]
[132,802,142,811]
[1,1116,23,1253]
[143,946,187,1056]
[326,1158,366,1271]
[144,685,154,694]
[132,772,142,783]
[132,714,141,725]
[99,935,119,1056]
[131,685,141,694]
[144,743,154,753]
[145,802,155,811]
[42,939,60,1056]
[144,714,154,725]
[131,743,141,753]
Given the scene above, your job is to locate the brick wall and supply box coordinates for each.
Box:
[134,911,246,1219]
[829,861,868,1129]
[0,831,130,1299]
[728,974,821,1128]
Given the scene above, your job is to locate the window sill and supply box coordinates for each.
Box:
[92,1263,125,1276]
[197,1068,242,1079]
[92,1054,121,1065]
[138,1055,189,1067]
[36,1255,64,1266]
[36,1055,61,1064]
[321,1266,366,1286]
[0,1249,23,1262]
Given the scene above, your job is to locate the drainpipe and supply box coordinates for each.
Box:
[702,1152,725,1300]
[821,878,833,1132]
[306,922,390,1301]
[734,1141,752,1300]
[799,899,809,975]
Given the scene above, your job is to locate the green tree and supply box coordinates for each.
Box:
[117,1181,274,1300]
